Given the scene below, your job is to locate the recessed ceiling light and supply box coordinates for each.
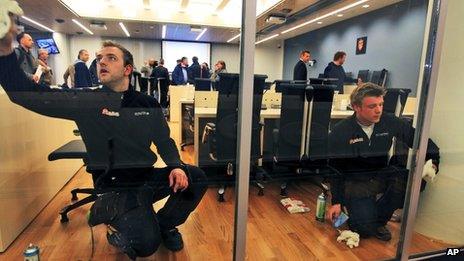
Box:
[196,28,207,41]
[282,0,369,34]
[337,14,343,17]
[227,33,240,43]
[255,33,279,45]
[21,16,55,33]
[72,19,94,35]
[162,25,167,39]
[317,21,323,24]
[119,22,130,37]
[149,25,154,29]
[362,4,370,8]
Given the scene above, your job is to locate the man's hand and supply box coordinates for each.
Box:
[168,168,189,193]
[0,14,15,56]
[327,204,341,223]
[32,74,39,83]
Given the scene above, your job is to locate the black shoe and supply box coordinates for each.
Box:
[375,226,392,241]
[107,226,138,260]
[161,228,184,252]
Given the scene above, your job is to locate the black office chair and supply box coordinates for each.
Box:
[271,83,336,196]
[383,88,411,116]
[202,73,268,202]
[194,78,213,91]
[371,69,388,87]
[357,70,369,83]
[180,104,194,151]
[48,139,90,222]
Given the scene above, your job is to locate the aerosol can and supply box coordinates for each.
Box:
[315,192,326,222]
[23,243,40,261]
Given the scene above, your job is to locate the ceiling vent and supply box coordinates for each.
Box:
[190,25,203,33]
[89,20,108,30]
[265,15,286,24]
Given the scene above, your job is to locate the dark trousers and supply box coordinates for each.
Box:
[90,165,207,257]
[343,167,407,237]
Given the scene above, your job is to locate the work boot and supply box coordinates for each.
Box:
[375,226,392,241]
[161,228,184,252]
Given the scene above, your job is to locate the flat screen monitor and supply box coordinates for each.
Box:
[36,38,60,54]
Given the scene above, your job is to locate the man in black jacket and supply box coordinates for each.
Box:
[151,58,170,108]
[293,50,311,81]
[187,56,201,83]
[326,83,439,241]
[323,51,359,93]
[0,17,206,259]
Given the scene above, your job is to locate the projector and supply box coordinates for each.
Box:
[266,15,286,24]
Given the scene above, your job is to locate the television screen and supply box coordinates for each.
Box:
[36,38,60,54]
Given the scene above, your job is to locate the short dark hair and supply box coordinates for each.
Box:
[350,82,386,107]
[176,59,181,63]
[192,56,198,62]
[333,51,346,61]
[78,49,88,60]
[159,58,164,65]
[16,32,25,43]
[300,50,310,57]
[101,40,134,67]
[216,60,226,70]
[181,56,187,62]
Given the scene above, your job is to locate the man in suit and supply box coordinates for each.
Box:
[151,58,170,108]
[172,56,188,85]
[293,50,311,81]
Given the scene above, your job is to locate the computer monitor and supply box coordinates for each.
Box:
[36,38,60,54]
[194,78,212,91]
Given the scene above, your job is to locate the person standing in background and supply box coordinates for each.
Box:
[293,50,311,81]
[187,56,201,82]
[200,62,210,79]
[37,48,53,85]
[89,52,99,86]
[210,60,227,81]
[14,32,38,83]
[172,57,189,85]
[151,58,170,108]
[323,51,360,93]
[73,49,92,88]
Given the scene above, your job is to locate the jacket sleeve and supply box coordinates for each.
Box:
[323,65,332,78]
[327,129,347,205]
[171,67,180,85]
[293,62,306,81]
[0,52,78,120]
[394,116,440,169]
[150,101,182,167]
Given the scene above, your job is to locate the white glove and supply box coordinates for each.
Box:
[422,159,437,183]
[337,230,360,248]
[0,0,23,39]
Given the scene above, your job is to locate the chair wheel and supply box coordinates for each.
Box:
[218,193,225,202]
[280,187,288,197]
[258,189,264,196]
[180,146,185,151]
[71,193,78,201]
[60,213,69,223]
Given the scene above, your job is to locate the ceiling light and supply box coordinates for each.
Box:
[255,34,279,45]
[71,19,94,35]
[119,22,130,37]
[317,21,323,24]
[196,28,207,41]
[162,25,167,39]
[337,14,344,17]
[281,0,369,34]
[362,4,370,8]
[21,16,55,33]
[227,33,240,43]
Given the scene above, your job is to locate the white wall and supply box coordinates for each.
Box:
[211,40,284,82]
[48,32,71,85]
[414,0,464,245]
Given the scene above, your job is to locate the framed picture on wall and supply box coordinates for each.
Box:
[356,36,367,55]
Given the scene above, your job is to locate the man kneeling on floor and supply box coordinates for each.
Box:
[0,12,207,259]
[326,83,439,241]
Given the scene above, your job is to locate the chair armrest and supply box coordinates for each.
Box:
[272,129,279,162]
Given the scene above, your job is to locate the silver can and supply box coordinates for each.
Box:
[23,243,40,261]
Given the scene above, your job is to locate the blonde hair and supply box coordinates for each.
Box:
[350,82,386,107]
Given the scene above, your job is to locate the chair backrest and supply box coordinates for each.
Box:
[357,70,369,82]
[309,78,338,86]
[370,71,382,85]
[383,88,411,116]
[194,78,213,91]
[215,73,267,163]
[305,84,336,165]
[275,83,313,162]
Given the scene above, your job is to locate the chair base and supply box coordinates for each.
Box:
[60,194,98,223]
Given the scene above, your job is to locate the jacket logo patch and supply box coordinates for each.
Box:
[376,132,389,137]
[134,111,150,116]
[349,138,364,144]
[102,108,120,117]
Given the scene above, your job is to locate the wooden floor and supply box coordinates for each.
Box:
[0,146,451,260]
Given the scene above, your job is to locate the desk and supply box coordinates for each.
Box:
[169,85,194,123]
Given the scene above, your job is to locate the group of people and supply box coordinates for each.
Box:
[293,49,361,93]
[171,56,227,85]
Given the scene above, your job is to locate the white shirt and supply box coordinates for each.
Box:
[358,122,375,139]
